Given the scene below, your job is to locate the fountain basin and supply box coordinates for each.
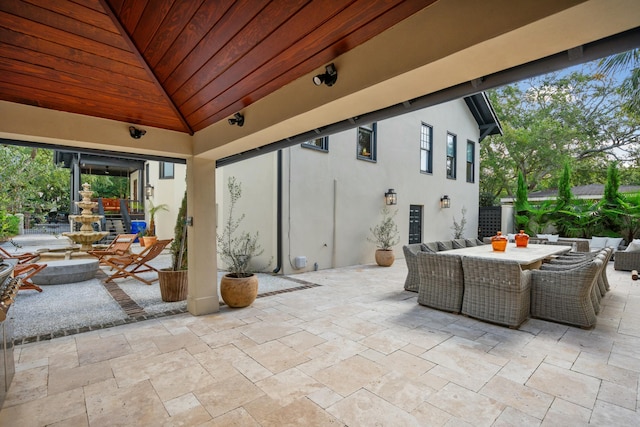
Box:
[31,259,99,285]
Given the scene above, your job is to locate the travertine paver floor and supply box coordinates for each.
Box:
[2,261,640,426]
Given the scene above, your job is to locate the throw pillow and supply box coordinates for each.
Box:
[591,236,609,250]
[452,239,466,249]
[625,239,640,252]
[537,234,550,241]
[437,241,453,251]
[465,239,478,247]
[548,234,559,242]
[420,243,435,253]
[507,233,516,242]
[606,237,624,250]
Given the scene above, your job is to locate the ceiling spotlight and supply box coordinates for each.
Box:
[313,63,338,87]
[228,112,245,127]
[129,126,146,139]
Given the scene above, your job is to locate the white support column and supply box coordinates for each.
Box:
[186,156,219,315]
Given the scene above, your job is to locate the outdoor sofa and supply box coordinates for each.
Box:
[613,239,640,271]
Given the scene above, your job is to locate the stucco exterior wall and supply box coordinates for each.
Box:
[145,162,187,240]
[211,98,482,274]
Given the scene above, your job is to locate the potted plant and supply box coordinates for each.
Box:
[158,191,188,302]
[144,200,169,246]
[368,206,399,267]
[217,177,264,308]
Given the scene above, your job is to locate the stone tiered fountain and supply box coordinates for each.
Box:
[62,183,109,251]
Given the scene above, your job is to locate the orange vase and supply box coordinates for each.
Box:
[515,230,530,248]
[491,231,508,252]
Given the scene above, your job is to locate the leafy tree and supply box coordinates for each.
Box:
[0,145,69,225]
[482,56,640,199]
[599,48,640,115]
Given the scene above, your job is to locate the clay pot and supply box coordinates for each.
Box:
[220,274,258,308]
[375,249,395,267]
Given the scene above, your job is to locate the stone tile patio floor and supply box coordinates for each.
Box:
[2,261,640,426]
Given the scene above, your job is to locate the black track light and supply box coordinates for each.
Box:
[313,63,338,87]
[228,112,245,127]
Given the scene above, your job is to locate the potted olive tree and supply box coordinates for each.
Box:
[217,177,264,308]
[158,191,188,302]
[368,206,400,267]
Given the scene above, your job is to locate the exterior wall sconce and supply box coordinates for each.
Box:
[145,183,154,199]
[440,195,451,209]
[313,63,338,87]
[384,189,397,205]
[228,112,244,127]
[129,126,146,139]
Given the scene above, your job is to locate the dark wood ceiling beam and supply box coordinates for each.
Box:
[100,0,193,134]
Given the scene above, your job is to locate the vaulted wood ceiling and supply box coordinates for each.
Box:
[0,0,433,135]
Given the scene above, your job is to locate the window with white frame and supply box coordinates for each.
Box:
[420,123,433,173]
[357,123,376,161]
[466,140,475,183]
[302,136,328,152]
[446,133,456,179]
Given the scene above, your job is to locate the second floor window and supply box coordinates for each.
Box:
[446,133,456,179]
[160,161,174,179]
[357,123,376,161]
[302,137,328,152]
[466,141,475,183]
[420,123,433,173]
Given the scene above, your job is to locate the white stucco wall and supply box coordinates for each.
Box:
[283,98,481,273]
[212,98,483,274]
[144,162,187,240]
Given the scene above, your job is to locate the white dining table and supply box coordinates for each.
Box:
[436,243,572,269]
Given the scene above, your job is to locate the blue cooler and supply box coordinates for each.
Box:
[130,220,146,242]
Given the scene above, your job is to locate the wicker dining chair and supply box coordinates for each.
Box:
[402,243,423,292]
[460,257,531,328]
[416,252,464,313]
[531,258,602,328]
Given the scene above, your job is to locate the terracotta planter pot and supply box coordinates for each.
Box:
[375,249,395,267]
[220,274,258,308]
[144,235,158,246]
[158,269,188,302]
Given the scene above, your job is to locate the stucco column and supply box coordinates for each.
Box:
[186,156,219,315]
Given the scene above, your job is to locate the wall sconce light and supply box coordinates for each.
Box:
[228,112,244,127]
[384,189,397,205]
[145,183,154,199]
[313,63,338,87]
[129,126,146,139]
[440,195,451,209]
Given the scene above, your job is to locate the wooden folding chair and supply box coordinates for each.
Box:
[13,262,47,292]
[0,247,41,264]
[102,239,172,285]
[87,233,137,265]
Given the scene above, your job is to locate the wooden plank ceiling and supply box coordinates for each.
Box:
[0,0,433,134]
